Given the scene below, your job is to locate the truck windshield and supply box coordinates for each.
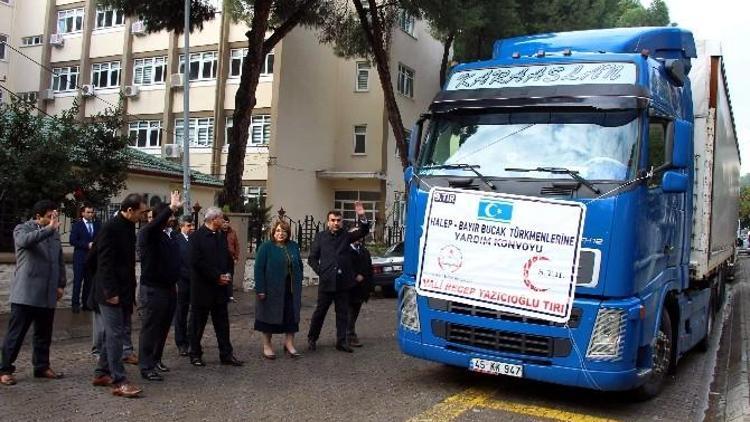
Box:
[418,110,639,181]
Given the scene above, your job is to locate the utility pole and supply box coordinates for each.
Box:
[182,0,192,210]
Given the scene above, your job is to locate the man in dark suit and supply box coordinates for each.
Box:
[174,215,194,356]
[69,204,100,313]
[0,200,66,386]
[307,202,369,353]
[347,236,374,348]
[188,207,243,367]
[90,193,146,398]
[137,192,182,381]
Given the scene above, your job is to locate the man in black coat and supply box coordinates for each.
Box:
[188,207,243,367]
[174,215,194,356]
[307,201,369,353]
[137,191,182,381]
[90,193,147,398]
[347,237,373,348]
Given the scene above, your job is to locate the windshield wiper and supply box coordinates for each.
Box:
[422,163,496,190]
[504,166,601,194]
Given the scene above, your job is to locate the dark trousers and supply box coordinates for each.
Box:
[347,301,363,338]
[0,303,55,375]
[307,289,350,345]
[95,304,128,384]
[189,303,233,360]
[72,255,91,308]
[174,285,190,350]
[138,285,177,372]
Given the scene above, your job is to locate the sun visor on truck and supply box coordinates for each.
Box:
[429,84,650,113]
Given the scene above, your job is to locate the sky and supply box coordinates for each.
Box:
[653,0,750,172]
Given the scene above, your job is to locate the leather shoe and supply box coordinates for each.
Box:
[307,339,317,351]
[348,336,363,348]
[122,354,139,365]
[155,362,170,372]
[111,382,142,398]
[72,306,80,314]
[92,374,113,387]
[190,357,206,367]
[141,371,163,381]
[335,343,354,353]
[0,374,16,385]
[34,368,64,379]
[178,347,189,357]
[221,356,244,366]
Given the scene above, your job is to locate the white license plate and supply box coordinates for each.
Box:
[392,265,402,271]
[469,358,523,378]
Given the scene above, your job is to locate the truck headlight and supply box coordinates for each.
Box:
[400,286,421,333]
[586,308,626,360]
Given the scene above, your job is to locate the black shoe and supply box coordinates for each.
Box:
[178,347,189,357]
[82,306,93,312]
[190,357,206,367]
[155,362,170,372]
[220,356,244,366]
[348,336,363,348]
[72,306,80,314]
[335,343,354,353]
[307,339,317,351]
[141,371,163,381]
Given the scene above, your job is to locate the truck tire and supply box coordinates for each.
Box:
[697,294,714,352]
[631,310,673,401]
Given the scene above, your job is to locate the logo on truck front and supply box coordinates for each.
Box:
[477,200,513,223]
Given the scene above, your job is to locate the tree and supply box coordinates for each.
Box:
[0,99,129,251]
[740,185,750,228]
[99,0,331,211]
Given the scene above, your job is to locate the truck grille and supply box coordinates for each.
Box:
[429,298,582,328]
[432,321,571,358]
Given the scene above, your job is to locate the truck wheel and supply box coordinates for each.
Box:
[631,310,673,401]
[697,295,714,352]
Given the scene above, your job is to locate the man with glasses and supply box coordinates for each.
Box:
[307,202,369,353]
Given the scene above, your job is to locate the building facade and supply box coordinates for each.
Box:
[0,0,444,238]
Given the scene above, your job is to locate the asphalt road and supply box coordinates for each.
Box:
[0,284,723,421]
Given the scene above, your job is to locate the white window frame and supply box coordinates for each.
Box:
[128,120,162,148]
[353,125,367,155]
[179,52,218,81]
[51,66,80,92]
[91,61,121,89]
[228,49,274,78]
[0,34,7,60]
[21,35,43,47]
[250,114,271,145]
[398,9,416,37]
[95,7,125,29]
[333,191,380,224]
[355,61,370,92]
[57,8,84,34]
[133,57,167,86]
[242,186,267,206]
[397,63,414,98]
[175,117,215,147]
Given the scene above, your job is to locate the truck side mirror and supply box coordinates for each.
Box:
[671,119,692,168]
[407,122,421,166]
[662,170,688,193]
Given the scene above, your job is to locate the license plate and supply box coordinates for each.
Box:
[469,358,523,378]
[392,265,402,271]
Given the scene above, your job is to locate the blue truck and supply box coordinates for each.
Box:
[396,27,739,399]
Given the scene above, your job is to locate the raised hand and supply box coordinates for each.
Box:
[47,211,61,231]
[354,200,366,219]
[170,190,183,211]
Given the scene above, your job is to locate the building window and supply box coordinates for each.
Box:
[18,91,38,104]
[179,52,218,81]
[175,117,214,147]
[95,8,125,29]
[397,63,414,98]
[353,125,367,154]
[133,57,167,85]
[128,120,162,148]
[334,191,380,224]
[0,34,6,60]
[398,10,416,36]
[355,61,370,92]
[51,66,79,92]
[91,61,121,88]
[57,8,84,34]
[242,186,267,206]
[21,35,43,47]
[229,49,274,78]
[225,116,270,146]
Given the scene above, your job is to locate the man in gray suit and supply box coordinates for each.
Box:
[0,200,66,386]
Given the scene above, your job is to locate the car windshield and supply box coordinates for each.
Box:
[383,242,404,257]
[418,110,639,181]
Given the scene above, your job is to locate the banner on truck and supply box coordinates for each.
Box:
[416,187,586,323]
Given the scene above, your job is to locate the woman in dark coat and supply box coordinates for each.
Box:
[254,220,304,359]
